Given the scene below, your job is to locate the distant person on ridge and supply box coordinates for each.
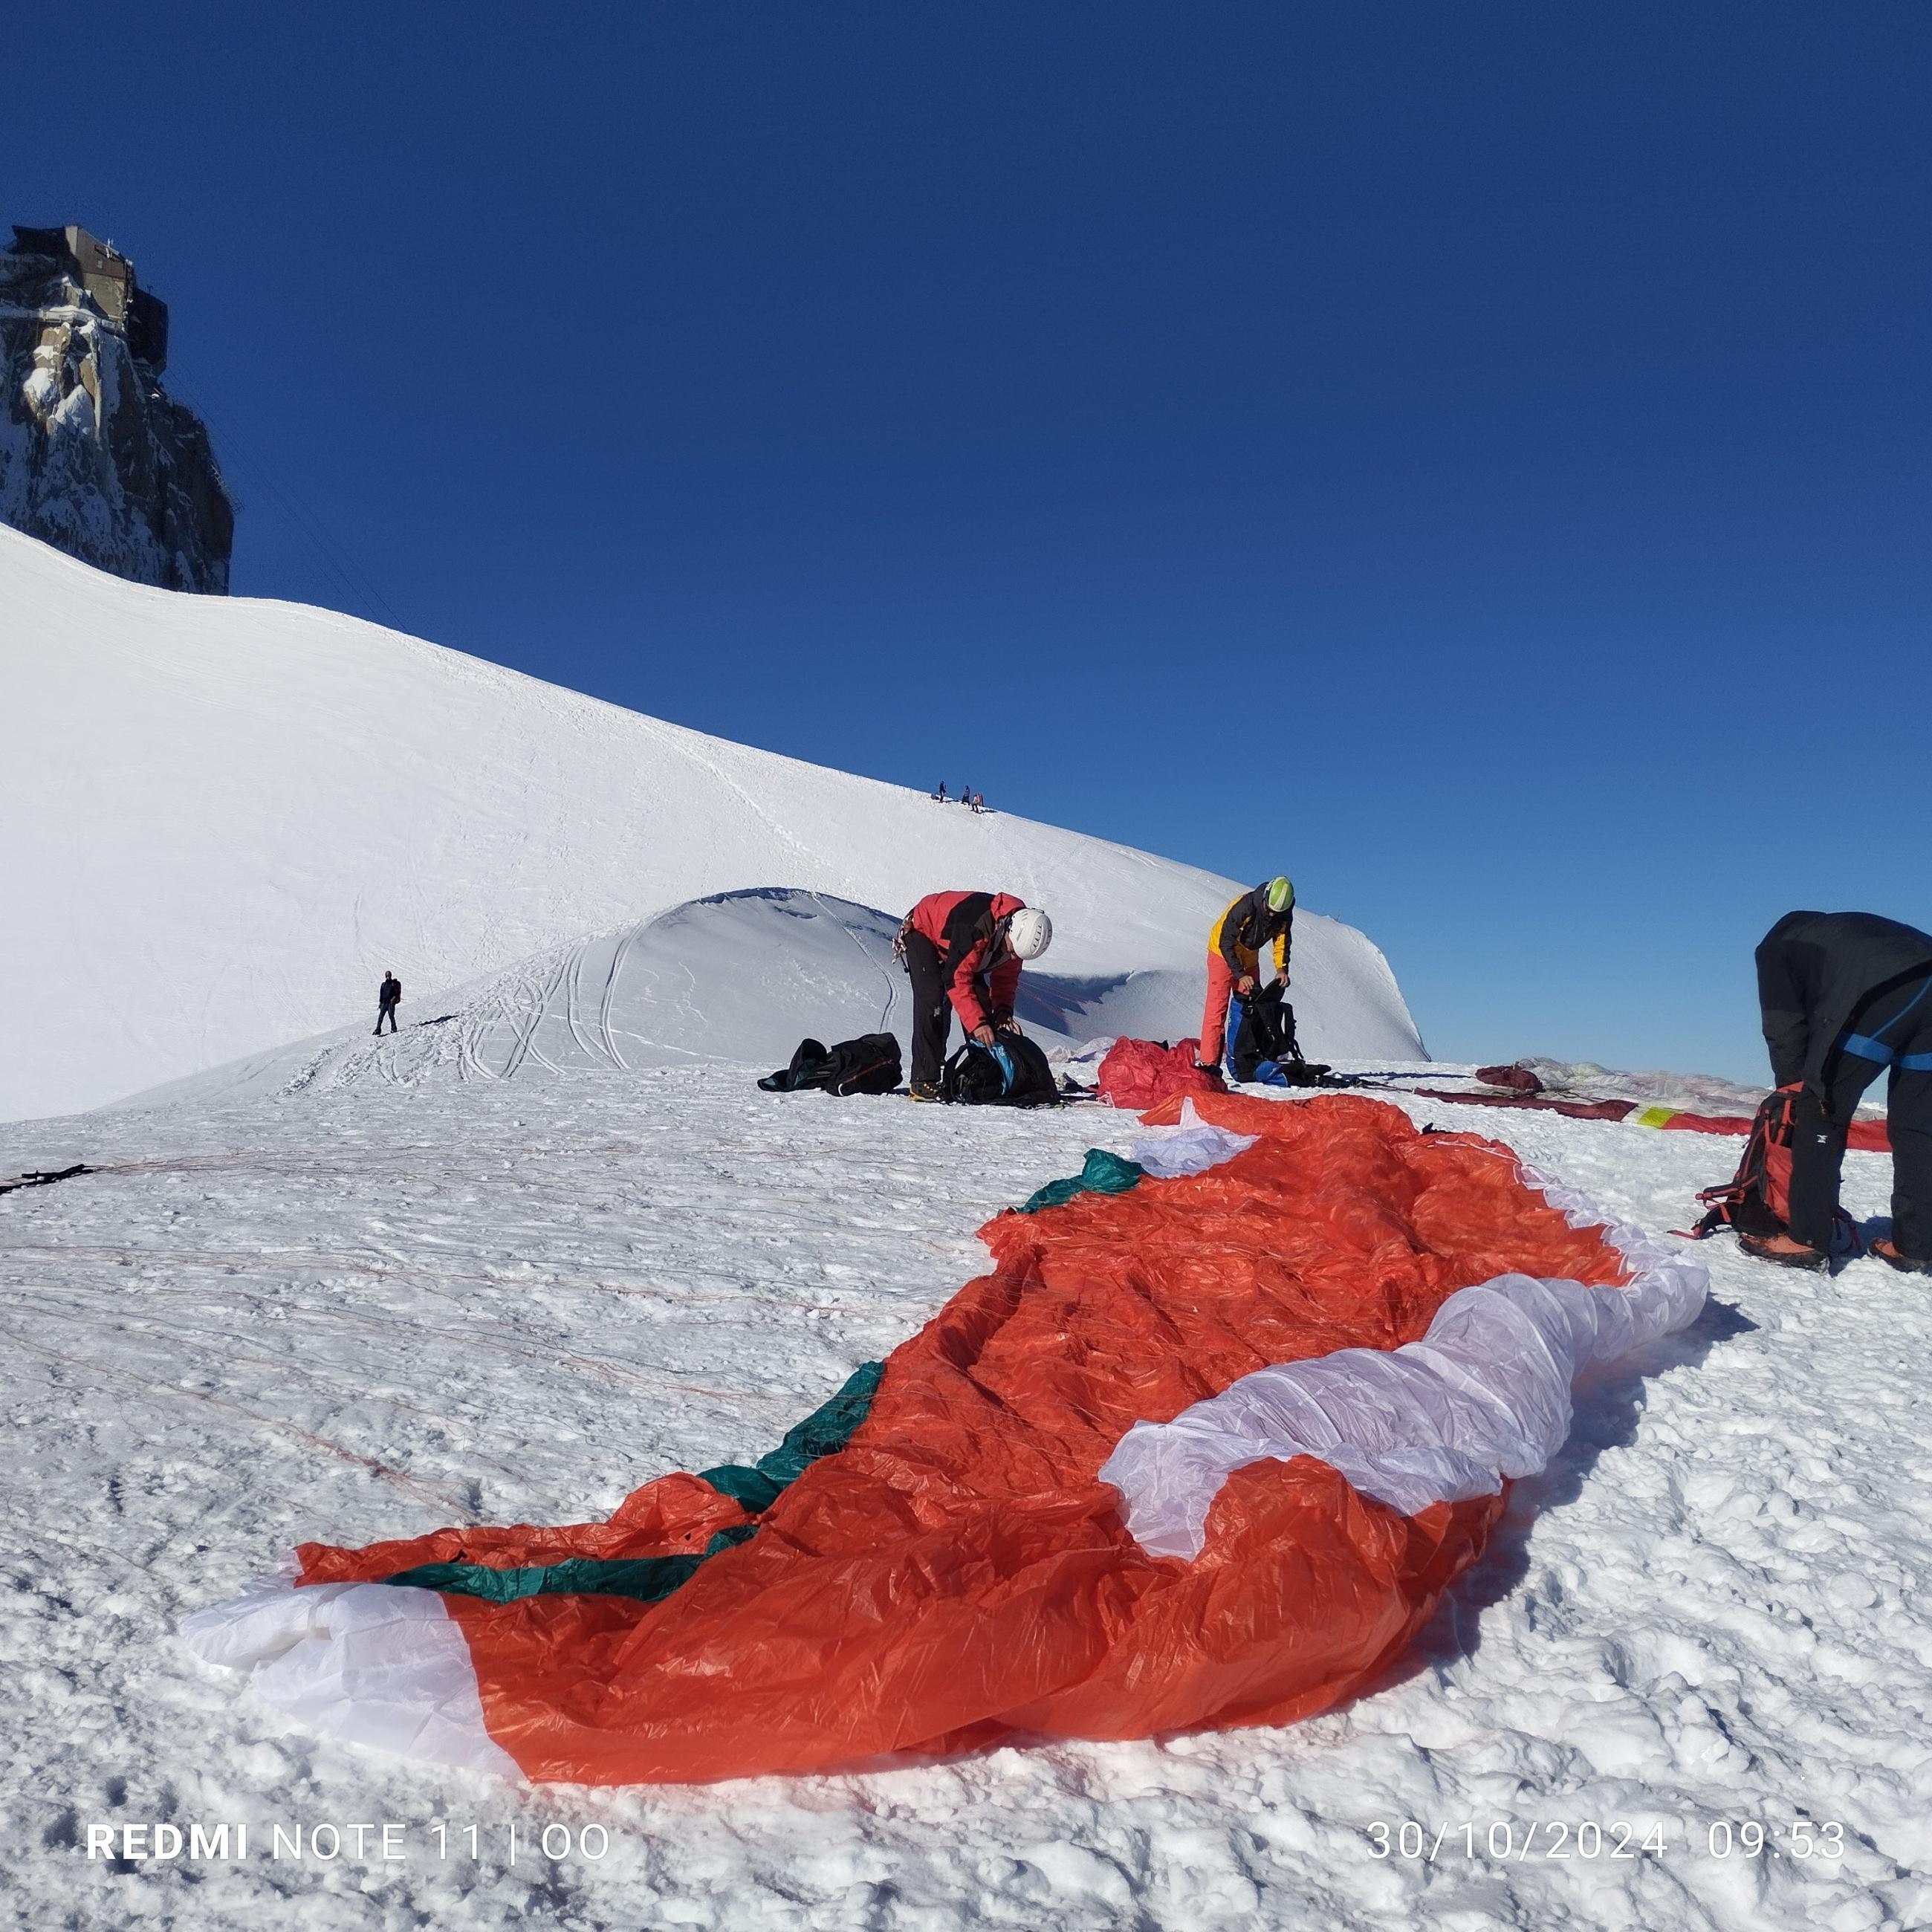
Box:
[1196,877,1294,1075]
[896,892,1053,1099]
[933,782,948,802]
[1746,910,1932,1273]
[375,972,402,1035]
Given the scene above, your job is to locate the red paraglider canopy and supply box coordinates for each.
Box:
[265,1095,1658,1785]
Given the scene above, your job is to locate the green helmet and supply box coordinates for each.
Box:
[1265,875,1294,913]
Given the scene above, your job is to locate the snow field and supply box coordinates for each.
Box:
[1,1070,1928,1930]
[0,522,1419,1123]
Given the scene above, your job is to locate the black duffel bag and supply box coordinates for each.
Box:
[759,1033,904,1096]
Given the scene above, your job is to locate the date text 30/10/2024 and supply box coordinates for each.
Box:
[1365,1821,1847,1863]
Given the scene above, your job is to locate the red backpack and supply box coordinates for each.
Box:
[1690,1083,1859,1252]
[1690,1086,1800,1238]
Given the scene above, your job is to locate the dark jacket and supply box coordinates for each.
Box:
[379,976,402,1007]
[1755,910,1932,1093]
[1213,886,1294,979]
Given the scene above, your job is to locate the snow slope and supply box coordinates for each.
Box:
[123,886,1420,1112]
[1,1070,1926,1930]
[0,522,1420,1123]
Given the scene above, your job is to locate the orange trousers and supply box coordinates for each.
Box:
[1199,953,1242,1066]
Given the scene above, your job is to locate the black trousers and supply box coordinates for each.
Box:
[903,933,955,1089]
[1788,973,1932,1258]
[375,1002,398,1035]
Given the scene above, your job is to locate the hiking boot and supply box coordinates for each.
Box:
[1872,1238,1932,1275]
[1740,1231,1829,1271]
[907,1083,941,1103]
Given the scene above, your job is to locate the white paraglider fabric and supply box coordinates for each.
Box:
[180,1560,516,1775]
[1098,1161,1708,1560]
[1127,1098,1259,1179]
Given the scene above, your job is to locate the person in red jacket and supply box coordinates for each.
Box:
[898,892,1054,1098]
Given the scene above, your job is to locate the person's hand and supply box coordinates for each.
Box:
[972,1024,996,1047]
[996,1017,1022,1037]
[1236,974,1257,996]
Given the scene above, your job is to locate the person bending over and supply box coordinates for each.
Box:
[1197,877,1294,1075]
[1750,909,1932,1272]
[897,892,1052,1099]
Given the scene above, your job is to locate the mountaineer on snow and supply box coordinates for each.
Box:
[1196,877,1294,1076]
[897,892,1052,1100]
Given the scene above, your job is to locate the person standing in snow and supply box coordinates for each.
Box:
[1196,877,1294,1075]
[375,972,402,1036]
[1747,910,1932,1273]
[896,892,1053,1099]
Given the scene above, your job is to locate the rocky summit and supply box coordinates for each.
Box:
[0,224,232,593]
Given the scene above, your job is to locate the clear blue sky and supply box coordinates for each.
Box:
[11,3,1928,1079]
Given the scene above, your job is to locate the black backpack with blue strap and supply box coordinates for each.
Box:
[1229,982,1332,1086]
[941,1034,1060,1107]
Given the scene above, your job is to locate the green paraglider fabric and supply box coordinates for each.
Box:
[375,1364,887,1602]
[1020,1148,1146,1214]
[380,1527,759,1605]
[698,1361,885,1509]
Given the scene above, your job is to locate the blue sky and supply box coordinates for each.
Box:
[10,3,1928,1079]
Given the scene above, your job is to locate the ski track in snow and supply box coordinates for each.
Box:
[1,1069,1928,1931]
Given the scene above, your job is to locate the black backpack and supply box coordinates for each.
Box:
[759,1034,903,1097]
[1229,982,1332,1085]
[940,1034,1061,1107]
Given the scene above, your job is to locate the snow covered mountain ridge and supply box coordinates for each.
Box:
[0,522,1422,1121]
[0,225,231,593]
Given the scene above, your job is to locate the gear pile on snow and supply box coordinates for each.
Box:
[1227,980,1331,1086]
[184,1093,1704,1786]
[1095,1037,1225,1109]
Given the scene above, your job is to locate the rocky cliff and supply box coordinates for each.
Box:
[0,226,232,594]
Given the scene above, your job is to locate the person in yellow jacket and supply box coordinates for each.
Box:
[1196,877,1294,1074]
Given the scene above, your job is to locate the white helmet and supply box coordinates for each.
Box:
[1005,907,1052,961]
